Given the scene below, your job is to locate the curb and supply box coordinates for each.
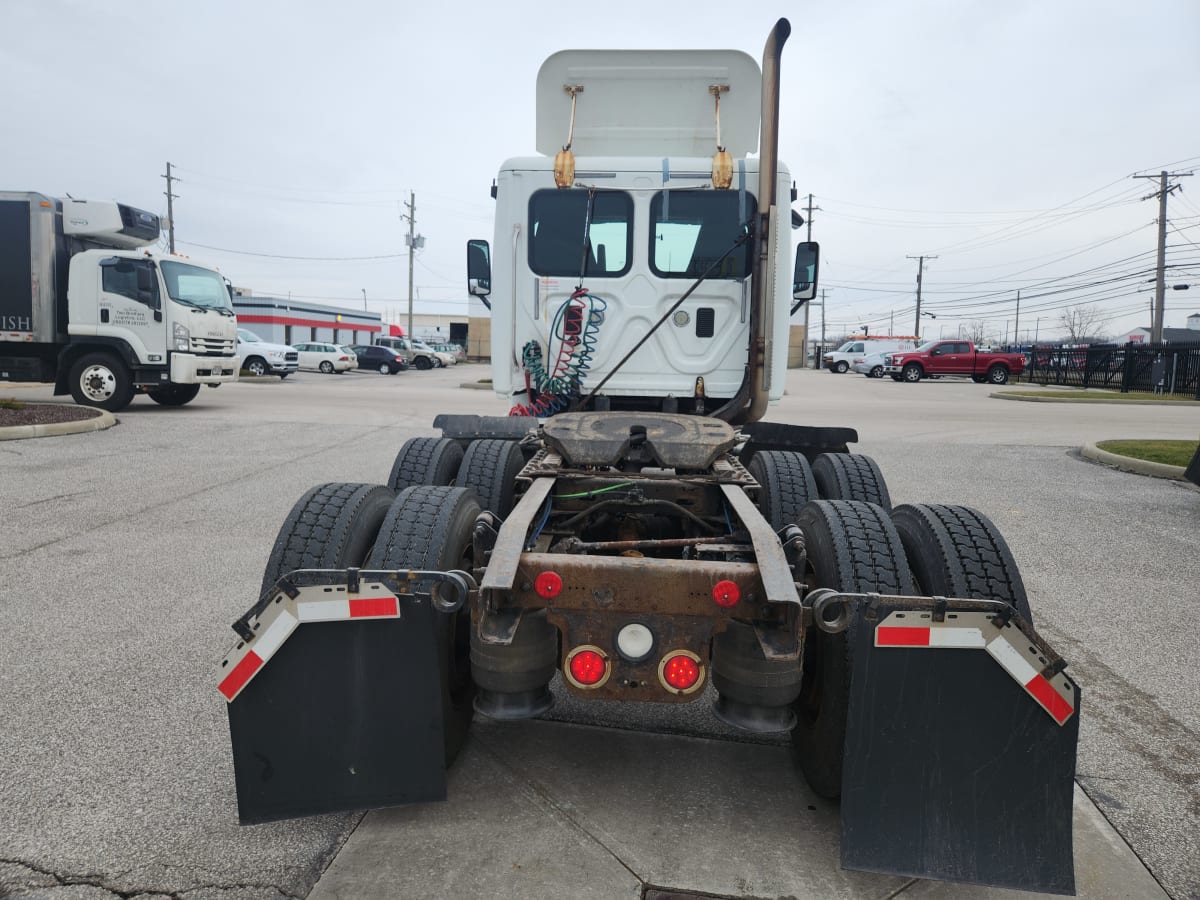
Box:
[1080,443,1188,480]
[0,408,118,441]
[992,392,1200,406]
[459,382,493,391]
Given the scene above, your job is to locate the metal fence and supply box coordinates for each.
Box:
[1020,343,1200,397]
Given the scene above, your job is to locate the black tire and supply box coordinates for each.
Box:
[971,375,987,384]
[260,482,395,598]
[891,503,1032,623]
[747,450,817,531]
[811,453,892,510]
[147,383,202,406]
[388,437,465,491]
[319,360,334,374]
[902,363,923,383]
[890,375,902,382]
[244,357,269,377]
[987,364,1010,385]
[68,352,134,412]
[378,363,390,375]
[367,486,480,765]
[834,361,849,374]
[792,500,915,799]
[459,439,525,516]
[279,373,289,380]
[869,366,883,378]
[414,356,433,370]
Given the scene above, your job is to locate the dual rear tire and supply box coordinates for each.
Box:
[262,481,480,765]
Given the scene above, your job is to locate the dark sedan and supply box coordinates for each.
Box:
[350,345,409,375]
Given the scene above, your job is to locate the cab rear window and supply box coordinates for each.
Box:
[528,190,631,278]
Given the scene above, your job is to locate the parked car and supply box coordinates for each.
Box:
[291,341,357,374]
[336,345,360,372]
[374,336,442,370]
[823,337,919,373]
[851,350,891,378]
[350,344,409,374]
[413,338,454,367]
[432,342,466,363]
[235,328,298,378]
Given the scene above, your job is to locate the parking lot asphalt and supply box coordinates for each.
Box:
[0,366,1196,899]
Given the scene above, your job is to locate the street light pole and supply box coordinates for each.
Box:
[361,288,367,311]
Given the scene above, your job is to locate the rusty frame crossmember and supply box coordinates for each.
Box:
[472,474,806,702]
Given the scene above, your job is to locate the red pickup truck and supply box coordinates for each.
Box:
[882,340,1026,384]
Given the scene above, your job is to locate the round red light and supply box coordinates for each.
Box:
[535,571,563,599]
[568,648,607,686]
[712,579,740,608]
[662,653,701,691]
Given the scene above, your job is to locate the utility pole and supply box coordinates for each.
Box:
[402,191,424,341]
[820,288,827,359]
[361,288,367,311]
[1013,290,1020,349]
[162,162,178,254]
[800,192,821,365]
[907,255,937,338]
[1135,170,1192,343]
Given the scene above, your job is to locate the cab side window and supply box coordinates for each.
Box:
[101,258,158,309]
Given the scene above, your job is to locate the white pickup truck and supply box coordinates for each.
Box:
[236,328,298,378]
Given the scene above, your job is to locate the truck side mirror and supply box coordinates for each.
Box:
[791,241,819,315]
[467,239,491,308]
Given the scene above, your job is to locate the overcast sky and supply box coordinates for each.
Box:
[3,0,1197,342]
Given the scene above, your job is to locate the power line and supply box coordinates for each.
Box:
[176,239,409,261]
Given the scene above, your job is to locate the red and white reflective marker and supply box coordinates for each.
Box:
[875,611,1076,725]
[218,583,400,702]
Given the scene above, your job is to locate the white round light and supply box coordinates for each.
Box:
[616,623,654,661]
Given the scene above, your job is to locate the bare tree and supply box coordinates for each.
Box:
[1059,305,1108,344]
[963,320,993,345]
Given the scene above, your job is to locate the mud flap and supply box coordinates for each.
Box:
[220,576,448,825]
[838,601,1081,895]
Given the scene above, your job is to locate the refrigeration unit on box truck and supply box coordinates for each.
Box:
[0,192,238,410]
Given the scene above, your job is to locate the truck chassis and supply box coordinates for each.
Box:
[220,413,1080,895]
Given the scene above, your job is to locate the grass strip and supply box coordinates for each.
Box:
[1095,440,1199,467]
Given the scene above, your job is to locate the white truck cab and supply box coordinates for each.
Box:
[0,193,239,409]
[467,49,816,416]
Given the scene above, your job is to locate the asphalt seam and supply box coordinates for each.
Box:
[0,856,307,900]
[472,730,648,887]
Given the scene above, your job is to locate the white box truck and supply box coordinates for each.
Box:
[0,192,238,410]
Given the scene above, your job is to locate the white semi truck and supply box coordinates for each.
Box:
[0,192,238,410]
[221,21,1081,895]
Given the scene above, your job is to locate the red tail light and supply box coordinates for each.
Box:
[712,580,740,608]
[535,571,563,599]
[565,646,609,688]
[659,651,703,693]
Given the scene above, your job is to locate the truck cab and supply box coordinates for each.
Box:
[0,193,238,409]
[467,49,816,416]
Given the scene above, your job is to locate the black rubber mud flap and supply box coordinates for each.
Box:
[226,601,446,825]
[839,602,1081,895]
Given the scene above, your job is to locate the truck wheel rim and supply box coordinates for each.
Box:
[80,364,116,401]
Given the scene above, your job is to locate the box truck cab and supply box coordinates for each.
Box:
[0,193,238,410]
